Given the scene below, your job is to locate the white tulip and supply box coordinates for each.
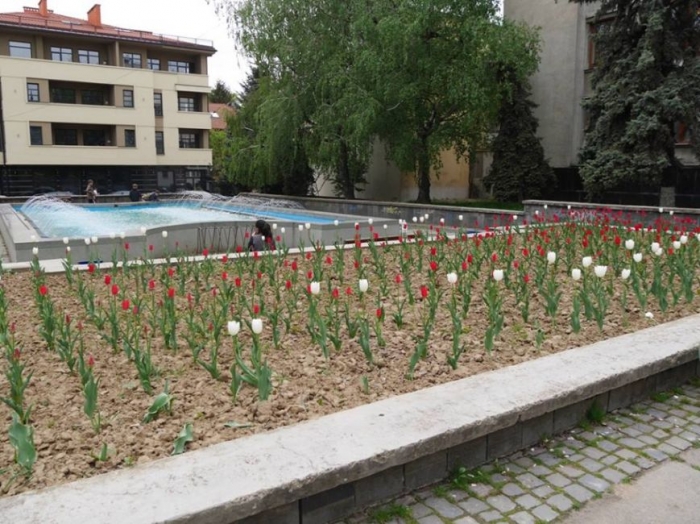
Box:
[140,226,147,234]
[162,231,168,239]
[655,248,664,257]
[358,279,369,293]
[567,205,572,210]
[625,239,635,250]
[512,215,518,221]
[547,251,557,264]
[645,312,654,319]
[120,232,126,239]
[651,242,660,252]
[333,219,339,227]
[458,215,463,221]
[582,256,593,268]
[305,222,311,230]
[62,237,69,245]
[309,281,321,295]
[412,217,417,223]
[439,218,445,225]
[544,204,548,210]
[280,227,286,234]
[30,235,36,242]
[251,318,263,334]
[227,320,240,337]
[272,223,277,230]
[696,233,700,242]
[424,214,429,220]
[673,241,681,250]
[383,224,388,229]
[594,265,608,278]
[84,238,91,246]
[633,253,643,263]
[621,268,631,280]
[446,272,458,285]
[571,268,582,281]
[669,210,674,216]
[680,235,688,245]
[368,218,373,225]
[419,217,425,223]
[32,247,39,256]
[659,207,664,213]
[298,224,304,232]
[535,210,540,216]
[492,269,504,281]
[91,236,98,245]
[65,246,71,253]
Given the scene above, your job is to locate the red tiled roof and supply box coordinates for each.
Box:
[210,103,236,130]
[0,6,215,51]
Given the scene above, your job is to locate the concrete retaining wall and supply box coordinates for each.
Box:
[1,316,698,524]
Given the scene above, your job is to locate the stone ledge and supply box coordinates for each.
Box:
[1,315,698,524]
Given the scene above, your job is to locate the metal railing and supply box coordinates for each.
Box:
[0,14,214,48]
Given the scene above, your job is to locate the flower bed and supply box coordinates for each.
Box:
[1,212,699,496]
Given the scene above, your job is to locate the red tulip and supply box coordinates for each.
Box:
[168,267,175,277]
[285,280,292,290]
[104,275,111,285]
[235,277,242,287]
[202,248,209,257]
[461,261,468,271]
[124,242,130,250]
[87,354,95,368]
[222,255,228,263]
[429,260,438,272]
[148,279,156,290]
[345,286,353,296]
[291,260,298,271]
[87,263,96,274]
[376,307,383,320]
[148,244,154,252]
[332,287,339,299]
[122,299,130,311]
[167,287,175,299]
[491,253,498,263]
[395,274,402,284]
[325,256,332,265]
[430,247,437,256]
[420,285,429,299]
[111,284,119,296]
[307,270,313,280]
[253,304,260,315]
[222,271,228,281]
[524,274,530,284]
[38,284,48,296]
[12,348,20,361]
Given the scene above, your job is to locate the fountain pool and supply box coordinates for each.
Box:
[16,201,335,239]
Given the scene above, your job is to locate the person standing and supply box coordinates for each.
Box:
[85,179,97,204]
[129,183,142,202]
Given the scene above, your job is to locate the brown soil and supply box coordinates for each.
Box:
[0,234,698,496]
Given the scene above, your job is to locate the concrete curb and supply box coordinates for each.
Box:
[1,315,699,524]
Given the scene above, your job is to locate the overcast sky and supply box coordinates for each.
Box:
[3,0,249,90]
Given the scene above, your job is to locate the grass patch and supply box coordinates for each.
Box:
[370,504,414,524]
[651,391,673,403]
[432,485,450,498]
[586,400,607,425]
[450,466,505,490]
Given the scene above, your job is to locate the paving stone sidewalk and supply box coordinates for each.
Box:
[340,380,700,524]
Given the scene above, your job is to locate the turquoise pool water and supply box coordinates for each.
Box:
[17,201,334,238]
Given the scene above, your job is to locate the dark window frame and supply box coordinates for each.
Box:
[154,93,164,116]
[155,131,165,155]
[178,96,196,112]
[147,58,161,70]
[83,129,108,147]
[50,87,77,104]
[123,52,142,68]
[125,129,136,148]
[9,41,32,58]
[78,49,100,64]
[168,60,193,73]
[123,89,134,108]
[178,131,199,149]
[82,89,105,105]
[54,128,78,146]
[27,83,40,103]
[29,126,43,146]
[51,46,73,62]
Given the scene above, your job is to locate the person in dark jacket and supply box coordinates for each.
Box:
[247,219,276,251]
[129,183,142,202]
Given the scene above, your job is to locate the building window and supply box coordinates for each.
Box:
[168,60,192,73]
[30,126,43,146]
[179,131,199,148]
[54,128,78,146]
[9,41,31,58]
[147,58,161,70]
[27,83,40,103]
[50,87,76,104]
[51,47,73,62]
[125,129,136,147]
[155,131,165,154]
[123,53,142,68]
[78,50,100,64]
[123,90,134,108]
[82,90,105,105]
[154,93,163,116]
[84,129,107,146]
[178,96,196,112]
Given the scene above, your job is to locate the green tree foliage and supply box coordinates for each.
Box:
[487,76,554,202]
[361,1,541,203]
[208,0,540,203]
[571,0,700,198]
[211,70,314,196]
[210,80,235,104]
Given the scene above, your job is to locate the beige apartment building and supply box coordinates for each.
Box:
[0,0,215,196]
